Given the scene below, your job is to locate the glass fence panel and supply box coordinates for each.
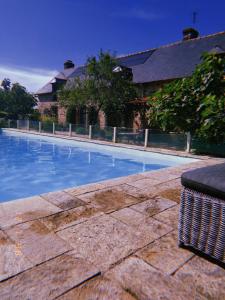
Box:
[29,120,39,131]
[92,125,113,142]
[191,138,225,157]
[17,119,28,130]
[0,119,9,128]
[41,122,53,134]
[71,124,89,137]
[148,131,186,150]
[117,127,145,146]
[9,120,17,128]
[55,123,69,135]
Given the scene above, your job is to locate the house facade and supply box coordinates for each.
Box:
[36,28,225,127]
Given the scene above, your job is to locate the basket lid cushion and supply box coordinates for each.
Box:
[181,163,225,200]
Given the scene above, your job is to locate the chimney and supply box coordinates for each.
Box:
[64,60,75,69]
[182,28,199,41]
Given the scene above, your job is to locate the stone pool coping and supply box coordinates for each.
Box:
[1,152,225,298]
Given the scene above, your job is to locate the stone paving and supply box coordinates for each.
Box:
[0,155,225,299]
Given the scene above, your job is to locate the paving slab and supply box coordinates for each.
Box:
[65,183,105,197]
[115,184,149,201]
[57,214,143,271]
[158,187,182,204]
[0,196,61,229]
[58,276,136,300]
[41,205,103,232]
[153,205,180,229]
[128,177,163,190]
[125,177,181,197]
[143,170,180,182]
[41,191,85,210]
[106,256,198,300]
[5,220,72,265]
[130,196,176,217]
[0,251,99,300]
[143,178,182,200]
[110,207,172,247]
[174,256,225,300]
[110,207,149,226]
[0,230,32,282]
[137,231,194,275]
[100,173,147,187]
[77,188,142,213]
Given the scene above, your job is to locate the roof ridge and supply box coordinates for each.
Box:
[116,30,225,59]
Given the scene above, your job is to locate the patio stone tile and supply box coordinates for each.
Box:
[143,178,182,202]
[174,256,225,300]
[5,220,72,265]
[166,167,186,176]
[41,205,103,232]
[128,177,163,190]
[142,170,180,183]
[100,173,147,188]
[0,196,61,229]
[115,184,149,201]
[0,230,32,282]
[65,183,105,197]
[110,207,148,226]
[57,214,143,271]
[130,196,176,217]
[41,191,85,210]
[0,251,99,300]
[158,187,182,204]
[58,276,136,300]
[77,188,142,213]
[137,231,194,275]
[153,205,180,229]
[134,218,173,247]
[110,208,172,247]
[106,257,197,299]
[124,178,181,197]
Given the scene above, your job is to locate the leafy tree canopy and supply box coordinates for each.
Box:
[59,50,137,126]
[0,79,37,119]
[147,53,225,143]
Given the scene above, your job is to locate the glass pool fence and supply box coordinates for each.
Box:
[3,118,224,155]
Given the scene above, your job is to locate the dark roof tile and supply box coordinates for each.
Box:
[37,30,225,94]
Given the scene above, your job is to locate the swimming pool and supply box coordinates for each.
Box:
[0,130,197,202]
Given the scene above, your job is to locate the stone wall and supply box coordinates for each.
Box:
[58,106,67,124]
[37,101,57,114]
[37,80,173,127]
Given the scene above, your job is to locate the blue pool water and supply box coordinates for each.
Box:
[0,130,196,202]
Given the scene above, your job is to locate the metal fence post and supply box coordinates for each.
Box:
[8,119,11,128]
[27,119,30,131]
[39,121,41,133]
[113,127,117,143]
[53,122,55,135]
[17,120,19,129]
[144,129,149,148]
[69,123,72,137]
[186,132,191,153]
[89,125,92,139]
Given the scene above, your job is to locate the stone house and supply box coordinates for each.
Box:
[36,28,225,128]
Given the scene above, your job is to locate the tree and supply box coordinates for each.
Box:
[147,53,225,143]
[59,50,137,126]
[0,79,37,119]
[1,78,11,91]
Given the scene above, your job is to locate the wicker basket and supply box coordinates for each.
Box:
[179,187,225,265]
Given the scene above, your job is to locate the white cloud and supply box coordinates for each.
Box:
[112,8,163,21]
[0,65,57,93]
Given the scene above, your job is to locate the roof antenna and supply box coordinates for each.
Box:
[192,11,197,25]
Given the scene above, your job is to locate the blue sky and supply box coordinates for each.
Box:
[0,0,224,91]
